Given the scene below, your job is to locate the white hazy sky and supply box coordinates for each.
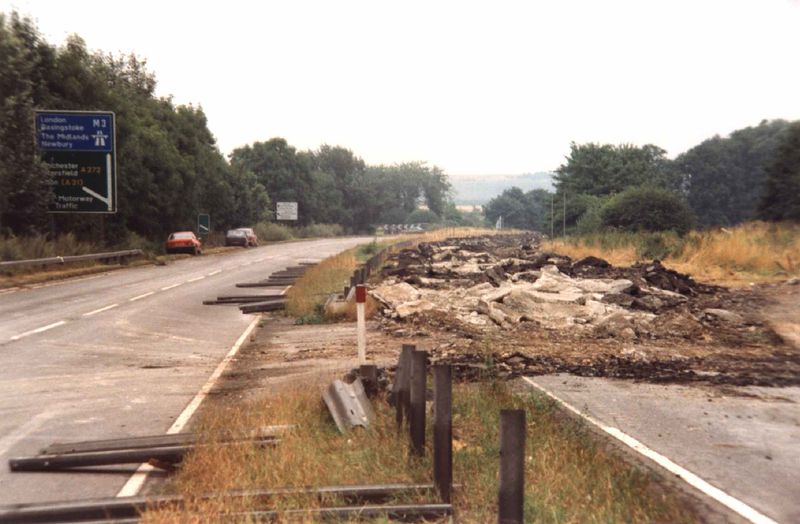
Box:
[4,0,800,174]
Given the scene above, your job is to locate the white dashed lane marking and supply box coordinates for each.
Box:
[161,283,182,291]
[207,270,221,276]
[82,303,119,317]
[129,291,155,302]
[186,276,205,283]
[10,320,67,341]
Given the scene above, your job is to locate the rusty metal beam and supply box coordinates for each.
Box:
[0,484,443,523]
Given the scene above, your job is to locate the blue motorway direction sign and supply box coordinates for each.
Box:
[35,110,117,213]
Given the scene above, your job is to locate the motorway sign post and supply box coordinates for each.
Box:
[276,202,298,221]
[197,213,211,235]
[35,110,117,213]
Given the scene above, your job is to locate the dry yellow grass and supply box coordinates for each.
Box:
[141,381,695,523]
[390,227,517,246]
[545,221,800,286]
[285,250,358,320]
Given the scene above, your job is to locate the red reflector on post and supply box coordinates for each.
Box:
[355,284,367,303]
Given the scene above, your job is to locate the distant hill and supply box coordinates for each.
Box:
[448,172,554,205]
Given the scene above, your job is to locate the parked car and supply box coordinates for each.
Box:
[224,229,249,247]
[238,227,259,247]
[165,231,202,255]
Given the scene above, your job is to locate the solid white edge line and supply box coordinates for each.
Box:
[116,316,261,498]
[186,276,205,282]
[10,320,68,341]
[129,291,155,302]
[520,377,778,524]
[161,283,182,291]
[82,303,119,317]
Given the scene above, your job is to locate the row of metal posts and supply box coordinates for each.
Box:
[351,240,526,522]
[393,344,526,523]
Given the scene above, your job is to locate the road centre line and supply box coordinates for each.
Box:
[521,377,778,524]
[116,316,261,498]
[160,282,183,291]
[129,291,155,302]
[82,303,119,317]
[207,269,221,276]
[186,276,205,283]
[10,320,67,341]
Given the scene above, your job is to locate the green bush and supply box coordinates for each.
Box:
[635,232,686,260]
[405,208,440,224]
[253,222,294,241]
[0,233,97,261]
[294,223,345,238]
[121,232,162,254]
[601,186,694,235]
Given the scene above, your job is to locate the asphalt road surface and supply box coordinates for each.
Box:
[524,375,799,524]
[0,237,370,505]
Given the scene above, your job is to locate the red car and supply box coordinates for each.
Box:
[165,231,202,255]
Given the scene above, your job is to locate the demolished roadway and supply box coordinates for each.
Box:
[366,233,800,523]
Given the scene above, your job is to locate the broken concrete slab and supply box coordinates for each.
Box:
[703,308,744,323]
[395,299,437,319]
[370,282,421,308]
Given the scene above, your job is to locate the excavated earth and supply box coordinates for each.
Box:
[369,234,800,387]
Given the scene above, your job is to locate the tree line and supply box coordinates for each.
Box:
[484,119,800,233]
[0,12,453,245]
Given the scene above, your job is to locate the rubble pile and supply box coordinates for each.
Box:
[371,235,754,342]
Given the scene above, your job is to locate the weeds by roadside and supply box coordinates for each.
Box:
[285,250,358,319]
[142,381,695,523]
[545,221,800,285]
[253,222,346,242]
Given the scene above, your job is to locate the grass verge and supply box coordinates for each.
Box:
[545,221,800,285]
[141,380,696,523]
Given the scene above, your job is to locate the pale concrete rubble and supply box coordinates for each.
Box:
[703,308,744,323]
[369,281,420,309]
[372,263,658,336]
[395,299,437,319]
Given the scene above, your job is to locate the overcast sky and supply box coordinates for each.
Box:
[4,0,800,174]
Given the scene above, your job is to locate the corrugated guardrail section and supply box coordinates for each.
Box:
[345,239,414,296]
[0,249,144,270]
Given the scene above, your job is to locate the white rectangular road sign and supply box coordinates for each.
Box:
[276,202,298,221]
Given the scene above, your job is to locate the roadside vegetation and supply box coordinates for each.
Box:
[545,221,800,285]
[484,120,800,235]
[2,12,480,253]
[141,380,695,523]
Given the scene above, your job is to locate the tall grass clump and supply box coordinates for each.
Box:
[253,222,294,241]
[674,221,799,278]
[0,233,97,262]
[285,249,358,321]
[294,223,345,238]
[545,221,800,283]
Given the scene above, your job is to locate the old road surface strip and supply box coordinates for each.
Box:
[522,376,785,524]
[0,237,370,505]
[115,315,260,497]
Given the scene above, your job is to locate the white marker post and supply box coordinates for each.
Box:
[356,284,367,364]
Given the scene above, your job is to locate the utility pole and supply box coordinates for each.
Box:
[562,192,566,238]
[550,195,554,239]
